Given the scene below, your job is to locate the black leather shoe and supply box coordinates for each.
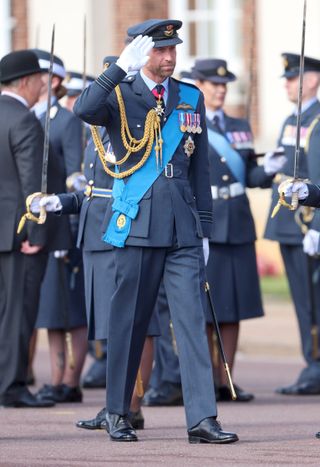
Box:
[58,384,83,402]
[82,359,106,388]
[1,388,55,408]
[219,384,254,402]
[76,407,107,430]
[76,407,144,431]
[316,432,320,439]
[106,412,138,442]
[128,409,144,430]
[36,384,82,402]
[275,381,320,395]
[142,382,183,406]
[188,417,239,444]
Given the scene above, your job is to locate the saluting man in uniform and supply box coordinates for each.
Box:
[191,58,286,402]
[264,53,320,395]
[72,19,239,443]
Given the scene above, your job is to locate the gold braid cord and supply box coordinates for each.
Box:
[90,85,163,179]
[17,192,47,234]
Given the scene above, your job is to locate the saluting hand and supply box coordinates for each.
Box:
[116,35,154,73]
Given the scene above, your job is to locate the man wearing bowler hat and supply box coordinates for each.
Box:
[0,50,54,408]
[69,19,239,443]
[264,53,320,395]
[191,58,286,402]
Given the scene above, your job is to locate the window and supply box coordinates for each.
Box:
[169,0,245,104]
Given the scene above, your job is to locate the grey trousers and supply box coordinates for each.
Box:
[106,245,217,429]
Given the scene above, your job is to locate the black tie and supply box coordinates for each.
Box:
[213,115,223,134]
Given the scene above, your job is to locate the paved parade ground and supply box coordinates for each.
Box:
[1,298,320,466]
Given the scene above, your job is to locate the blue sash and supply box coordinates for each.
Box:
[207,128,246,186]
[103,83,200,247]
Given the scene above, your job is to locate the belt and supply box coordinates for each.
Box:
[162,163,188,179]
[84,185,112,198]
[211,182,245,200]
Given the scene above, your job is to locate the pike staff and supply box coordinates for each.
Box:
[272,0,308,218]
[17,25,55,234]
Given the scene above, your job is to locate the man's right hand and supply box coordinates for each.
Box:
[30,195,62,213]
[278,180,309,200]
[116,35,154,73]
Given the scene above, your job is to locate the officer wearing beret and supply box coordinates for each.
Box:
[31,49,87,404]
[264,53,320,395]
[191,58,286,402]
[73,18,238,443]
[0,50,53,408]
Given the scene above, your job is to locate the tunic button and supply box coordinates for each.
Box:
[221,157,226,163]
[222,174,229,181]
[88,179,94,186]
[89,163,94,168]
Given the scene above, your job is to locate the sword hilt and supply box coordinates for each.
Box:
[17,192,47,234]
[271,178,306,218]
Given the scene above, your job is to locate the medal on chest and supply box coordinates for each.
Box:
[184,135,195,157]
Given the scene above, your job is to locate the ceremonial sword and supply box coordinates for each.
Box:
[17,25,55,234]
[272,0,308,218]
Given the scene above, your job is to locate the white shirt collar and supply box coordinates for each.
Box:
[206,108,225,130]
[139,70,169,104]
[293,97,318,116]
[1,90,29,108]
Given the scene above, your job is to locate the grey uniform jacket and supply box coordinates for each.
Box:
[265,100,320,244]
[0,95,47,251]
[73,64,213,248]
[207,114,273,244]
[58,128,113,251]
[38,101,83,250]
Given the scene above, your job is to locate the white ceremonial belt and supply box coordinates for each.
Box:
[211,182,245,200]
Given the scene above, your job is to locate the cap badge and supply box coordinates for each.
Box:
[65,73,71,83]
[164,25,174,37]
[217,66,226,76]
[283,57,289,69]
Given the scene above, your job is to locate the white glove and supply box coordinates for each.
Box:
[278,180,309,200]
[54,250,68,259]
[116,35,154,73]
[72,174,87,191]
[303,229,320,256]
[202,237,210,265]
[30,195,62,213]
[263,147,287,175]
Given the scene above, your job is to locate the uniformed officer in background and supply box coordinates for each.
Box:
[191,58,286,401]
[264,53,320,395]
[0,50,53,408]
[73,18,239,444]
[30,49,87,403]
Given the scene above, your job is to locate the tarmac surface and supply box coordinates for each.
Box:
[1,297,320,466]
